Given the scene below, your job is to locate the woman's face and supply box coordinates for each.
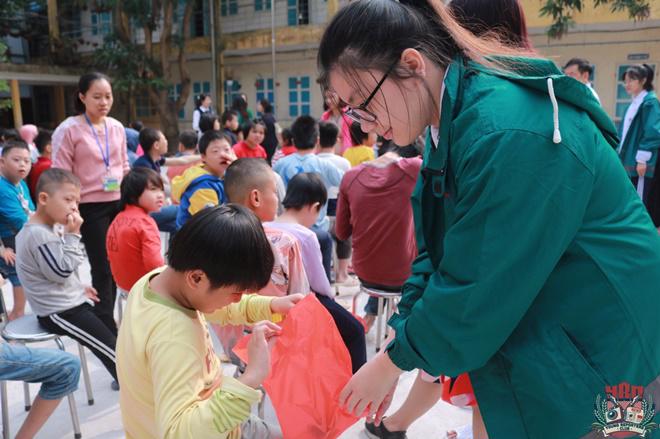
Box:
[79,79,113,120]
[329,66,432,147]
[202,96,212,107]
[624,74,645,97]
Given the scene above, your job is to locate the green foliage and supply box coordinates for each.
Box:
[0,41,11,111]
[541,0,651,38]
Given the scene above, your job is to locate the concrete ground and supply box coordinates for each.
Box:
[0,261,472,438]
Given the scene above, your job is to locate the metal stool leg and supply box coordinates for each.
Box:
[384,298,395,339]
[1,381,9,439]
[76,344,94,405]
[352,289,364,315]
[66,390,82,439]
[116,293,123,326]
[23,381,30,412]
[375,297,384,353]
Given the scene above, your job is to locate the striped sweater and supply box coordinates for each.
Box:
[15,223,88,316]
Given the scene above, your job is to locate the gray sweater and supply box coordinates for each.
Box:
[15,223,88,316]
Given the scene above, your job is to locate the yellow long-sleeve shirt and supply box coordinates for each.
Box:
[117,268,276,439]
[343,145,375,167]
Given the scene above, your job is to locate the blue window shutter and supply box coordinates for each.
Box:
[255,0,263,11]
[301,76,310,88]
[289,91,298,103]
[229,0,238,15]
[221,0,227,16]
[287,8,297,25]
[203,82,210,93]
[302,105,310,115]
[288,77,297,89]
[290,105,298,117]
[301,91,310,103]
[193,82,201,94]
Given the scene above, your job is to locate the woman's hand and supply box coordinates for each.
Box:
[1,247,16,266]
[637,162,647,178]
[339,351,403,419]
[270,293,304,315]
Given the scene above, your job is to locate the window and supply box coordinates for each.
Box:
[224,80,241,110]
[288,76,310,117]
[193,81,211,98]
[91,11,112,36]
[169,84,185,119]
[256,78,275,112]
[255,0,272,11]
[135,92,157,118]
[615,64,656,129]
[221,0,238,16]
[191,0,209,37]
[287,0,309,25]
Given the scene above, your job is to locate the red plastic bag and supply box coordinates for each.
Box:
[234,294,359,438]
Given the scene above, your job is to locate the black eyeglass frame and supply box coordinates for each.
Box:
[344,62,398,124]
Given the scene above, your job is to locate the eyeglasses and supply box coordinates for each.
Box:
[344,62,396,124]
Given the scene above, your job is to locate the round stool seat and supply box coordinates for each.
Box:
[2,315,57,343]
[359,285,402,298]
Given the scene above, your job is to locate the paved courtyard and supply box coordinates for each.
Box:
[1,261,472,439]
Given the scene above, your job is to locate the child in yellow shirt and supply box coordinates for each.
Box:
[343,121,376,167]
[116,204,303,439]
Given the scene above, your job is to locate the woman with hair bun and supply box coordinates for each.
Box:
[617,64,660,226]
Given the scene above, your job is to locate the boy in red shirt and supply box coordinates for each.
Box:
[27,130,53,201]
[233,120,267,159]
[106,168,165,292]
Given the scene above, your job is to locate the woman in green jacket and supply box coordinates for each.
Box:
[319,1,660,438]
[618,64,660,226]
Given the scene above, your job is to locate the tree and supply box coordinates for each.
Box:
[92,0,194,151]
[540,0,651,38]
[0,41,12,111]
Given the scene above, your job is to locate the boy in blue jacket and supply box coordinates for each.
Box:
[171,131,236,229]
[0,141,35,320]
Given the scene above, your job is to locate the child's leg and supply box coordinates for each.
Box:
[311,226,333,282]
[472,404,488,439]
[380,371,443,432]
[0,344,80,439]
[314,293,366,373]
[0,252,26,320]
[334,237,353,284]
[38,303,117,380]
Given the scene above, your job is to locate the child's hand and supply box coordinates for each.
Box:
[64,212,84,234]
[239,320,281,389]
[1,247,16,266]
[270,294,304,315]
[220,150,237,166]
[84,286,100,303]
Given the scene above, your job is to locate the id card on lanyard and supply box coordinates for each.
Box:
[84,114,119,192]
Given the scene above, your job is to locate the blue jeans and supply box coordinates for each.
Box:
[150,205,178,235]
[0,343,80,400]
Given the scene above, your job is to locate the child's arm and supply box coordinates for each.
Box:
[140,218,165,272]
[149,340,262,438]
[32,233,86,285]
[205,294,275,325]
[164,155,201,167]
[188,188,219,217]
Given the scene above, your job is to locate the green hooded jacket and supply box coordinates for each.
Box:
[618,91,660,179]
[386,57,660,438]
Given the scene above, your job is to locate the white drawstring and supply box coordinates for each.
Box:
[547,78,562,144]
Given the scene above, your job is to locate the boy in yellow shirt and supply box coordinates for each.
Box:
[116,204,302,439]
[343,121,376,167]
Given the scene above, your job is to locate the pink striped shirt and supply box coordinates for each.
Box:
[52,115,129,203]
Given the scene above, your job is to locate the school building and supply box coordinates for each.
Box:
[1,0,658,131]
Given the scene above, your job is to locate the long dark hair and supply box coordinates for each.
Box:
[623,64,655,91]
[231,96,250,121]
[75,72,111,114]
[317,0,529,92]
[449,0,533,50]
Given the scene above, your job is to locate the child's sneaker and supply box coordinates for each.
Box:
[364,419,407,439]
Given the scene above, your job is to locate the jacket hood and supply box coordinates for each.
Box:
[471,57,619,148]
[171,165,217,203]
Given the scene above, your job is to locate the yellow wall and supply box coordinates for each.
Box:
[520,0,660,27]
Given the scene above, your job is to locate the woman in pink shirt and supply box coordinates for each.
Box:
[321,91,352,154]
[52,72,129,335]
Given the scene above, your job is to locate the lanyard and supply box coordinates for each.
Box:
[83,113,110,169]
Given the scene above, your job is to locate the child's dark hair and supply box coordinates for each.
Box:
[76,72,111,114]
[221,110,238,126]
[563,58,593,76]
[199,130,232,155]
[290,116,318,150]
[0,129,19,143]
[318,122,339,148]
[282,172,327,210]
[259,99,273,113]
[36,168,81,196]
[224,158,272,203]
[130,120,144,132]
[1,140,30,157]
[199,113,220,133]
[231,96,250,122]
[139,128,161,154]
[281,128,293,146]
[168,204,274,290]
[120,167,164,210]
[241,119,266,140]
[349,121,369,146]
[34,130,53,154]
[178,130,198,151]
[623,64,655,91]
